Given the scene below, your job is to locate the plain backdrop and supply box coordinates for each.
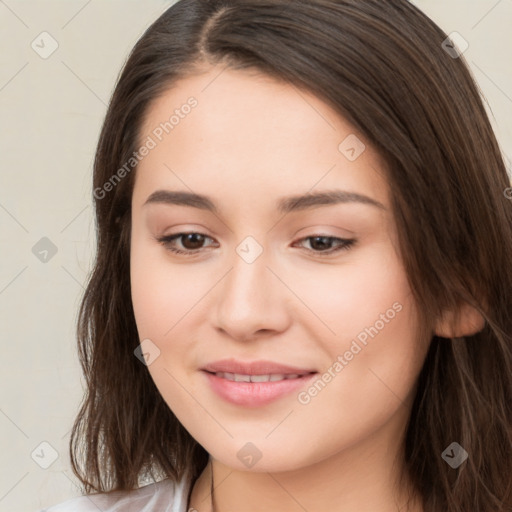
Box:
[0,1,511,511]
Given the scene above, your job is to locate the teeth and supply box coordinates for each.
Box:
[251,374,272,382]
[214,372,302,382]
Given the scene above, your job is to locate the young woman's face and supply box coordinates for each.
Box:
[130,65,430,473]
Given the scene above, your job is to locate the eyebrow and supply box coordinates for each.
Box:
[143,189,386,213]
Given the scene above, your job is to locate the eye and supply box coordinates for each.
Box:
[156,232,356,257]
[293,235,356,256]
[156,232,217,255]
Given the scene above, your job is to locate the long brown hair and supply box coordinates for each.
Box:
[69,1,512,510]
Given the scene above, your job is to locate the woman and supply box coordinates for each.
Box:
[38,0,512,511]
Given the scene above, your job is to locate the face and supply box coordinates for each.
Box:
[130,65,430,473]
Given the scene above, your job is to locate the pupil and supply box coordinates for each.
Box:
[184,233,204,249]
[311,236,330,251]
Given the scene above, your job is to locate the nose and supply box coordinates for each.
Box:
[212,247,290,342]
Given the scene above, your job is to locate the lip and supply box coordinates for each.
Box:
[202,371,317,407]
[201,358,316,375]
[200,358,318,407]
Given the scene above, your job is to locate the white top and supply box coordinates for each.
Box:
[36,476,193,512]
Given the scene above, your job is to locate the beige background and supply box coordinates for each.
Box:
[0,1,511,511]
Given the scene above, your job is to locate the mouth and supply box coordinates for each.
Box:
[201,358,317,376]
[201,369,318,407]
[204,371,315,382]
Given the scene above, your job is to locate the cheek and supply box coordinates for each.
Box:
[290,294,423,468]
[293,243,423,410]
[130,231,201,338]
[306,310,421,451]
[130,241,204,412]
[285,240,412,343]
[130,238,166,337]
[129,233,215,399]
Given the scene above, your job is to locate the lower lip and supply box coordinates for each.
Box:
[202,371,317,407]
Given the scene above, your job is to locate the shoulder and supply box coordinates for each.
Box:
[36,477,191,512]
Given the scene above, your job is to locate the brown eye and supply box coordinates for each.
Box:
[156,232,217,255]
[179,233,207,250]
[295,236,356,255]
[308,236,334,251]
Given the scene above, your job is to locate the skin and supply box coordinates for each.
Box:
[129,64,440,511]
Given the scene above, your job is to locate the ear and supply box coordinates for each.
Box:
[434,301,485,338]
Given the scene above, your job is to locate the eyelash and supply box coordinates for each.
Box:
[155,232,356,257]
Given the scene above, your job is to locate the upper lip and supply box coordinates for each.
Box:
[202,358,317,376]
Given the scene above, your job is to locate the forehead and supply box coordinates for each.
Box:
[133,66,389,212]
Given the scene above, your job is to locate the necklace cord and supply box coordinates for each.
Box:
[210,458,215,512]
